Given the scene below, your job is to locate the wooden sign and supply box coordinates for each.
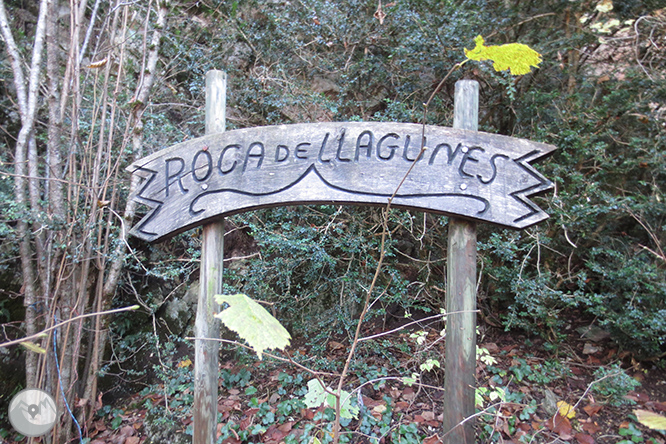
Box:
[128,122,555,242]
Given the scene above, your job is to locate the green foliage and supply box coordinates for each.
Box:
[3,5,664,437]
[476,384,528,442]
[592,364,641,406]
[618,422,646,444]
[500,358,573,385]
[479,63,666,355]
[224,206,434,342]
[97,405,126,430]
[475,386,506,408]
[220,367,252,389]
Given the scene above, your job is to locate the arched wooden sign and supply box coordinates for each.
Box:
[128,122,555,242]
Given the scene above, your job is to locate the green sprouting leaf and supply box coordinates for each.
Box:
[419,358,440,372]
[335,392,359,420]
[214,294,291,360]
[303,379,359,419]
[475,387,488,407]
[402,375,417,387]
[464,35,542,76]
[634,409,666,430]
[20,341,47,354]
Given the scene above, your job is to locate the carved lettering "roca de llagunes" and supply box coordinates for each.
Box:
[128,122,555,242]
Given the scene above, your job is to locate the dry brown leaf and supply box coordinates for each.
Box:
[582,421,601,434]
[120,425,135,437]
[575,433,595,444]
[402,387,416,401]
[373,1,386,24]
[395,401,410,411]
[545,413,573,439]
[583,403,603,417]
[328,341,345,351]
[518,423,531,432]
[373,404,387,414]
[421,411,436,421]
[277,421,293,433]
[423,434,443,444]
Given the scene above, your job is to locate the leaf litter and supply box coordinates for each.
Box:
[90,324,666,443]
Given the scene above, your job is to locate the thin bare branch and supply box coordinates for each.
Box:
[0,305,140,349]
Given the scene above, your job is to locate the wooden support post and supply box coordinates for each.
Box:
[193,70,226,444]
[443,80,479,444]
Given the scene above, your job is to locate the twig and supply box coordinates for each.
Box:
[358,310,474,342]
[0,305,140,348]
[438,401,511,441]
[625,205,665,262]
[329,61,470,443]
[184,336,338,379]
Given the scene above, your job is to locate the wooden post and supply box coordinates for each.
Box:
[193,70,226,444]
[443,80,479,444]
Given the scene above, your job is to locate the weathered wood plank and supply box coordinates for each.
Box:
[443,80,479,444]
[128,122,555,242]
[193,70,225,444]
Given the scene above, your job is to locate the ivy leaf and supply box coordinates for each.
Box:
[634,409,666,430]
[214,294,291,360]
[464,35,542,76]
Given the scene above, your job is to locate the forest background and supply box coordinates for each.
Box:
[0,0,664,443]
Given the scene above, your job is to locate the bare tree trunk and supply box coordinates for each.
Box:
[84,0,170,426]
[1,0,169,439]
[0,0,49,389]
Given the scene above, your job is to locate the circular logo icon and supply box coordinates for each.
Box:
[8,389,57,437]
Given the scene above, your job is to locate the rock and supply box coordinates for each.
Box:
[311,76,340,96]
[576,325,610,342]
[583,342,601,355]
[542,388,559,416]
[163,282,199,336]
[142,411,191,444]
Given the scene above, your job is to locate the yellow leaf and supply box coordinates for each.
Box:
[596,0,613,13]
[86,58,108,69]
[177,358,192,368]
[634,409,666,430]
[373,404,387,414]
[557,400,576,419]
[464,35,542,76]
[20,341,47,354]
